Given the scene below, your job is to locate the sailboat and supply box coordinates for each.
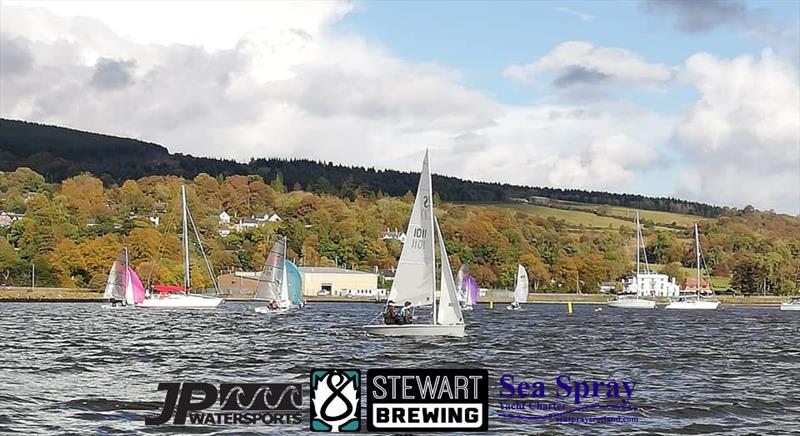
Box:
[456,265,478,311]
[253,236,302,314]
[101,248,145,308]
[507,265,528,310]
[139,185,224,309]
[665,224,720,310]
[608,212,657,309]
[363,151,465,337]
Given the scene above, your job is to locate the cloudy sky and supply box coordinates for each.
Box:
[1,1,798,214]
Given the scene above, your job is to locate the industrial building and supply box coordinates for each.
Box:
[217,266,379,297]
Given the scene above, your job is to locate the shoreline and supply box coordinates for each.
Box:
[0,288,790,306]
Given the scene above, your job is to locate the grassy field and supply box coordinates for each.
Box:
[565,203,706,227]
[473,201,698,231]
[648,264,732,289]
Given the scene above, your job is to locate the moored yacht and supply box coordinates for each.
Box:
[608,212,657,309]
[665,224,719,310]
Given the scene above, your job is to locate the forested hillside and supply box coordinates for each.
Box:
[0,119,727,217]
[1,168,798,295]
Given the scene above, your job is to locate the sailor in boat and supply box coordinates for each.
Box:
[383,301,398,324]
[400,301,414,324]
[508,301,520,310]
[269,300,279,311]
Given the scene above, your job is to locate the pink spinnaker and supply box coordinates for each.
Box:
[127,267,146,304]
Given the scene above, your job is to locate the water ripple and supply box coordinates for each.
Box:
[0,302,797,434]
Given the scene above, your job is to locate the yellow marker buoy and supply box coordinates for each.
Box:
[567,301,573,314]
[489,301,494,310]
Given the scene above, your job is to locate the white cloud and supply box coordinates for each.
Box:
[504,41,675,88]
[553,7,594,23]
[673,49,800,213]
[1,3,797,214]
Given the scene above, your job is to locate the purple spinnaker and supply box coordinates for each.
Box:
[466,275,479,305]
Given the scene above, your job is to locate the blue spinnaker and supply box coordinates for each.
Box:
[286,260,303,305]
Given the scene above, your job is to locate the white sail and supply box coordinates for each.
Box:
[124,271,135,305]
[255,238,287,302]
[435,217,463,326]
[456,265,468,305]
[387,150,435,308]
[279,257,290,307]
[102,250,126,301]
[514,264,529,304]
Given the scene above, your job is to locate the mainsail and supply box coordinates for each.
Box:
[436,217,463,325]
[387,150,435,308]
[514,264,529,304]
[255,238,287,302]
[286,260,303,305]
[103,250,127,302]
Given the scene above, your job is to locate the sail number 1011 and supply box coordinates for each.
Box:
[411,228,427,249]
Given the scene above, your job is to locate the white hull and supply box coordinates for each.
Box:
[254,306,291,314]
[506,305,521,311]
[780,303,800,311]
[101,304,135,310]
[665,300,720,310]
[607,298,656,309]
[363,323,465,337]
[138,294,223,309]
[460,305,473,311]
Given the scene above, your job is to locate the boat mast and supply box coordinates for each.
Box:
[635,212,640,278]
[124,247,129,304]
[181,185,190,292]
[695,223,700,297]
[429,152,437,325]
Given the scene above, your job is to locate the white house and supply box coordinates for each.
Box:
[219,211,231,224]
[235,218,259,232]
[623,273,681,297]
[0,211,24,228]
[268,213,281,222]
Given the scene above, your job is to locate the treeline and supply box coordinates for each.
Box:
[1,118,727,217]
[1,168,798,295]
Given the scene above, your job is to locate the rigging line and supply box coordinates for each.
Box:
[186,203,219,295]
[145,200,177,287]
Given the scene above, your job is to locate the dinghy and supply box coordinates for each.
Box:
[507,265,528,310]
[253,236,301,314]
[363,151,465,337]
[665,224,719,310]
[608,212,656,309]
[139,185,223,309]
[456,265,479,311]
[102,248,145,308]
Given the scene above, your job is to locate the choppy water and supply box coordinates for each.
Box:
[0,302,798,435]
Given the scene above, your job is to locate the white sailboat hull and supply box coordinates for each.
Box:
[664,300,720,310]
[506,305,521,311]
[138,294,223,309]
[363,323,465,337]
[608,298,656,309]
[254,305,292,314]
[780,303,800,311]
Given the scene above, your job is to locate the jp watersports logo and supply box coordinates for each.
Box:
[497,374,640,424]
[367,368,489,431]
[145,382,302,426]
[310,369,361,432]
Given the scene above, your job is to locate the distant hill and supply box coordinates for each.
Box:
[0,118,728,217]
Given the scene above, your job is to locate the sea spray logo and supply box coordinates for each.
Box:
[145,382,302,426]
[497,374,640,424]
[367,368,489,431]
[310,369,361,432]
